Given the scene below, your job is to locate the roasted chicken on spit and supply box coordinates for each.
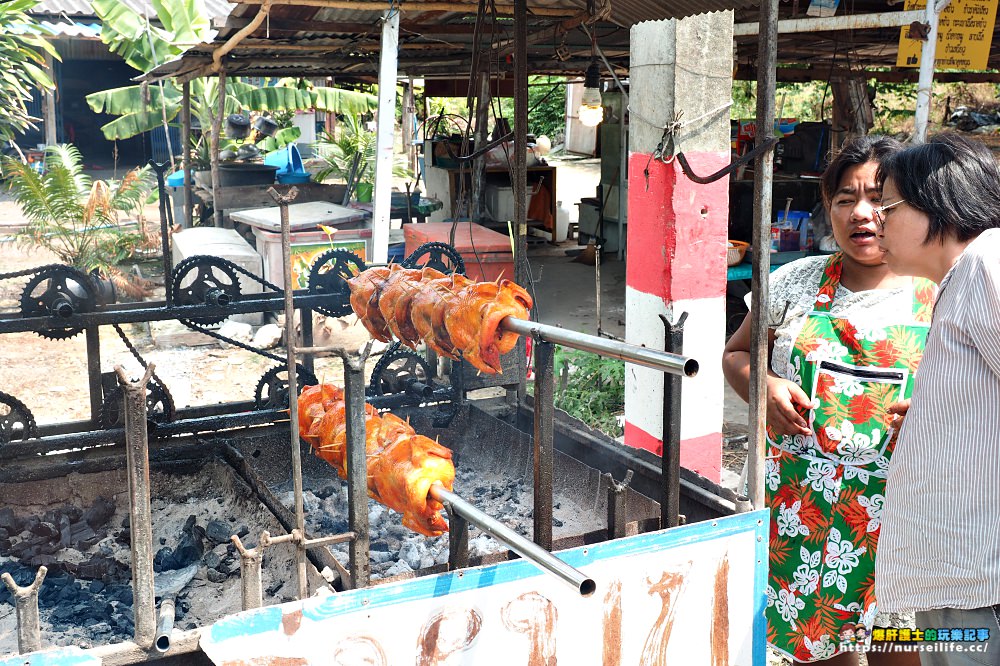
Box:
[347,265,533,374]
[298,384,455,537]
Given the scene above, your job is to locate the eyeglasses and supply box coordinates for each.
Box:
[873,199,906,231]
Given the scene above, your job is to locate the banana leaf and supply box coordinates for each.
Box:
[99,111,174,141]
[151,0,210,43]
[259,126,301,153]
[313,87,378,114]
[86,83,181,115]
[238,87,315,112]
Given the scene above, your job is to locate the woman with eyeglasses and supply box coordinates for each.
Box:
[873,132,1000,666]
[723,134,936,665]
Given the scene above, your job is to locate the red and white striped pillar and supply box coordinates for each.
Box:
[624,13,734,483]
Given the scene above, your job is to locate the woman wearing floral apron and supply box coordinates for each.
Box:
[724,135,935,666]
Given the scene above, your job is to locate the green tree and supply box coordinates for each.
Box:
[0,0,60,140]
[84,0,377,144]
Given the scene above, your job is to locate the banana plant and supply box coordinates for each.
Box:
[0,0,61,139]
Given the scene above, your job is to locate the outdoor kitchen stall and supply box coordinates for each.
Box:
[0,186,754,662]
[0,0,786,660]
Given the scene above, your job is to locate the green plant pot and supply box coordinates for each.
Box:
[355,182,373,203]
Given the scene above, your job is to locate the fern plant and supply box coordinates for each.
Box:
[4,144,154,290]
[314,113,410,186]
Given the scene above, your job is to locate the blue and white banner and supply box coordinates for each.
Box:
[200,510,769,665]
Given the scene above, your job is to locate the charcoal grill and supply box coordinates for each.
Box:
[0,188,735,664]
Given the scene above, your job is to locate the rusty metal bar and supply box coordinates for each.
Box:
[513,0,528,402]
[231,534,264,610]
[268,185,309,600]
[446,506,470,570]
[154,597,176,653]
[532,339,555,550]
[116,364,156,649]
[747,0,779,512]
[605,470,632,540]
[86,327,103,424]
[502,317,698,377]
[430,485,595,596]
[660,313,687,528]
[1,565,46,653]
[342,349,371,589]
[182,80,193,227]
[151,159,173,303]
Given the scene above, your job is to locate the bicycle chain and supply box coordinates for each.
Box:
[175,256,289,363]
[0,263,78,282]
[111,323,177,417]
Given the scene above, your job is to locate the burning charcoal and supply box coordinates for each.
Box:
[0,537,11,553]
[159,537,167,545]
[116,586,133,605]
[154,547,175,571]
[120,516,129,529]
[315,484,336,500]
[205,520,231,545]
[206,569,227,584]
[370,539,390,552]
[419,555,436,570]
[553,518,564,528]
[237,525,249,538]
[83,497,116,530]
[384,560,413,577]
[22,516,39,534]
[399,542,423,570]
[59,520,72,549]
[204,551,221,569]
[170,518,206,570]
[265,580,284,596]
[0,507,21,533]
[90,580,105,594]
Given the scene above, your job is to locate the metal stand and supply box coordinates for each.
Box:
[660,312,687,528]
[118,365,157,649]
[341,347,372,589]
[532,340,555,550]
[605,470,633,540]
[1,565,46,654]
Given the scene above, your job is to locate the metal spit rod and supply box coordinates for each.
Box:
[501,317,698,377]
[429,484,596,597]
[270,186,309,601]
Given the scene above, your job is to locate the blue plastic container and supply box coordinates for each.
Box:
[264,144,304,175]
[277,171,311,185]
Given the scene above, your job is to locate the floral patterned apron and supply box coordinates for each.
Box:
[764,253,936,662]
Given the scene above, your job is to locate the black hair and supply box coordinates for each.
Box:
[821,134,904,207]
[876,132,1000,243]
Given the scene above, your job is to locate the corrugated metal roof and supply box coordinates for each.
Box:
[40,19,103,38]
[30,0,232,20]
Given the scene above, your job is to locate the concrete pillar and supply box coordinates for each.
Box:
[372,9,400,263]
[624,12,733,483]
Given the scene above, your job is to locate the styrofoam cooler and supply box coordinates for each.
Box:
[404,222,513,283]
[251,227,372,290]
[171,227,263,325]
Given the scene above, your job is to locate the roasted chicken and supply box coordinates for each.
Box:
[346,266,533,374]
[297,384,455,537]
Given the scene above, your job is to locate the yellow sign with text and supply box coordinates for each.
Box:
[897,0,998,70]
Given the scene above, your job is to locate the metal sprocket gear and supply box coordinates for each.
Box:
[19,265,97,340]
[368,342,435,396]
[0,391,38,444]
[170,256,242,325]
[100,380,176,430]
[402,242,465,275]
[307,249,366,317]
[254,364,319,410]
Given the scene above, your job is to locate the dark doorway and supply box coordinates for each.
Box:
[59,58,149,169]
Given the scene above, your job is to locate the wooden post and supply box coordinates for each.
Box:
[43,52,57,147]
[211,72,227,228]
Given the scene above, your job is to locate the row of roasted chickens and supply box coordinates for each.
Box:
[298,383,455,537]
[346,265,533,374]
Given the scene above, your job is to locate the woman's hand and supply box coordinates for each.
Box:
[766,374,813,438]
[887,399,910,435]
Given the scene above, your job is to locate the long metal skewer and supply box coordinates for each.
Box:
[429,484,596,597]
[501,317,698,377]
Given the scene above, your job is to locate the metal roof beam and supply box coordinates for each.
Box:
[232,0,579,17]
[734,9,924,35]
